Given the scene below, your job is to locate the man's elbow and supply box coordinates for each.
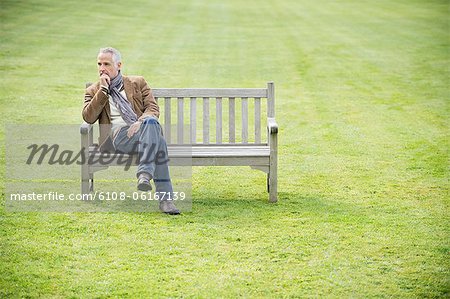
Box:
[82,111,97,124]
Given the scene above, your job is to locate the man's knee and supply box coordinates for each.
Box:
[142,117,158,125]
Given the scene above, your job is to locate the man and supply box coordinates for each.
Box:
[83,47,180,215]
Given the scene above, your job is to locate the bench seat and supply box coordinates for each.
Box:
[88,144,270,167]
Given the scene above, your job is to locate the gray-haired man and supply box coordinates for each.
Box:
[83,47,180,215]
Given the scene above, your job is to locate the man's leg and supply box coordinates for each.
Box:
[113,118,180,214]
[137,118,174,194]
[138,118,179,214]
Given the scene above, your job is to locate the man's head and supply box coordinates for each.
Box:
[97,47,122,79]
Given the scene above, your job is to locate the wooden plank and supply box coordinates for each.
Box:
[255,97,261,143]
[172,143,268,147]
[229,97,235,143]
[164,97,171,143]
[171,157,269,167]
[88,145,270,161]
[267,82,275,118]
[190,98,196,144]
[269,119,278,202]
[216,97,222,144]
[88,154,269,168]
[203,97,209,144]
[168,145,270,156]
[81,128,90,194]
[177,97,184,144]
[242,97,248,144]
[153,88,267,98]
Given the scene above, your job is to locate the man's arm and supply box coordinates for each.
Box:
[125,76,161,138]
[82,83,109,124]
[137,77,160,121]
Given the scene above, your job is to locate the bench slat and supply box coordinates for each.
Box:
[153,88,267,98]
[216,97,222,144]
[203,97,209,144]
[229,97,235,143]
[88,145,269,159]
[177,97,184,144]
[242,97,248,144]
[255,97,261,143]
[164,97,171,143]
[190,98,196,144]
[168,145,269,156]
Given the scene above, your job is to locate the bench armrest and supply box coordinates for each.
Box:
[80,122,93,135]
[80,122,94,148]
[267,118,278,134]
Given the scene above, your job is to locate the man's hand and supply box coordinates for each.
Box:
[100,72,111,87]
[127,120,142,138]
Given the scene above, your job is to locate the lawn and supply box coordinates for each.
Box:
[0,0,448,297]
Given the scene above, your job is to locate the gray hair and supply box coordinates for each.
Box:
[98,47,122,66]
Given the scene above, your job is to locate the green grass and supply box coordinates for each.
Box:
[1,0,449,297]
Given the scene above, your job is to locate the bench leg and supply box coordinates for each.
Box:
[89,173,94,192]
[269,126,278,203]
[81,169,94,193]
[81,125,91,195]
[81,161,90,194]
[269,168,277,203]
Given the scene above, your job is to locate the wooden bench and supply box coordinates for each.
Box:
[80,82,278,202]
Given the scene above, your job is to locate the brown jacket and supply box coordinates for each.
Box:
[83,75,160,151]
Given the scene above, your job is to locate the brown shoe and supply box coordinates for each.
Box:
[137,173,152,191]
[159,200,180,215]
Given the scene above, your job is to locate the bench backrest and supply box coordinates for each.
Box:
[153,82,274,145]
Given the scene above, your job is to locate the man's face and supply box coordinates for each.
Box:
[97,52,121,78]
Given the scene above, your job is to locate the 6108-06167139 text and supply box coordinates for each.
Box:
[9,191,186,201]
